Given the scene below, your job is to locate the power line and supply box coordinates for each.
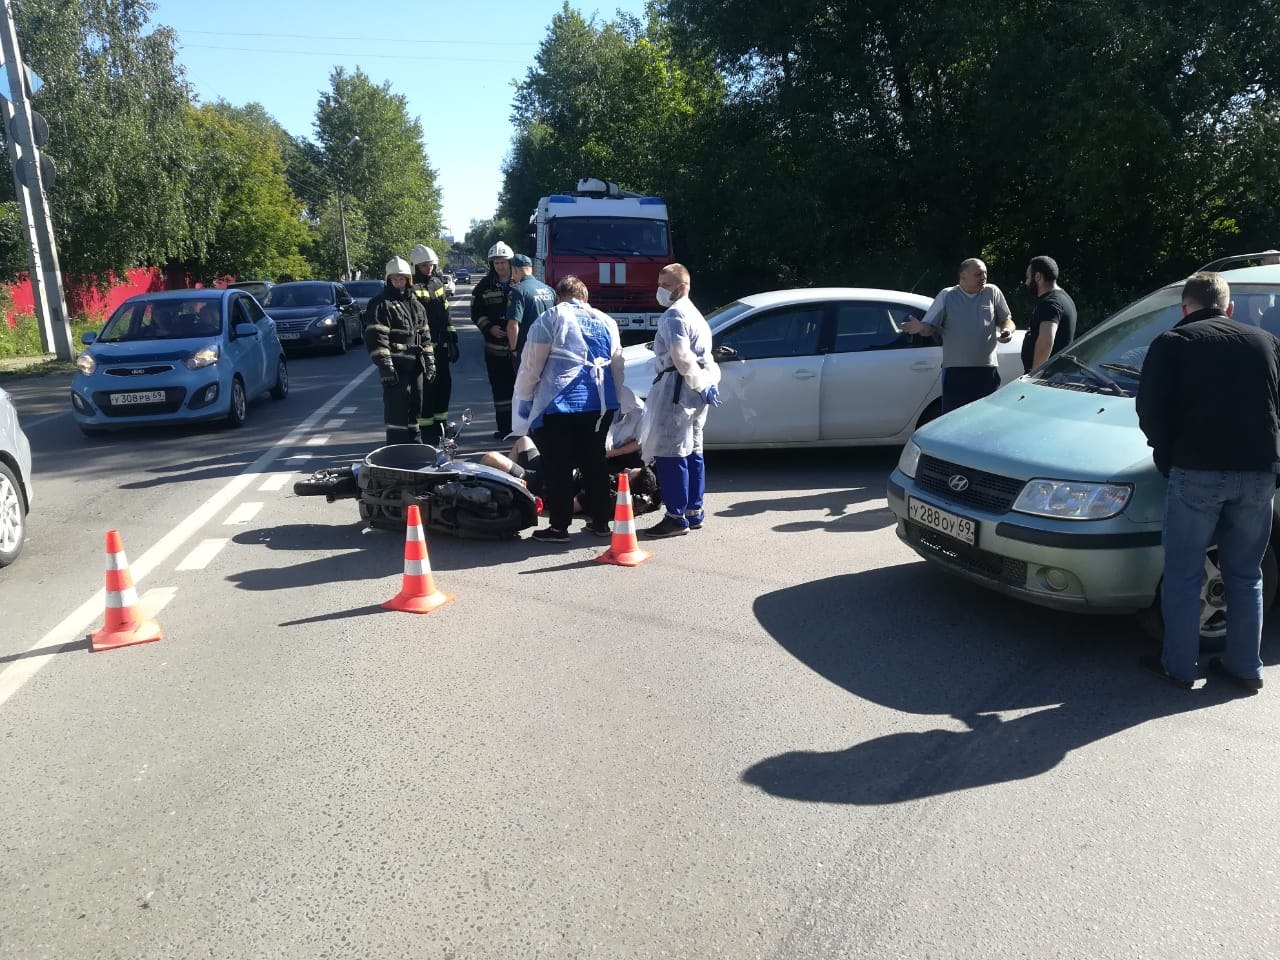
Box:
[181,42,529,64]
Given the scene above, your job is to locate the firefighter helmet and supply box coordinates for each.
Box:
[487,241,514,262]
[384,256,412,278]
[410,243,438,266]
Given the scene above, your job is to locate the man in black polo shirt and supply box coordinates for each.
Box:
[1021,255,1078,373]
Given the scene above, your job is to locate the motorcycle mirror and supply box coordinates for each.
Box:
[461,408,473,425]
[444,421,460,439]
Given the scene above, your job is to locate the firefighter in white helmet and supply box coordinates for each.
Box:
[471,239,516,437]
[364,255,435,444]
[410,243,458,441]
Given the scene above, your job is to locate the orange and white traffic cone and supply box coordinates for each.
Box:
[90,530,163,653]
[596,471,653,567]
[382,504,452,614]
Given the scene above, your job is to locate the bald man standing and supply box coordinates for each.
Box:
[903,258,1014,412]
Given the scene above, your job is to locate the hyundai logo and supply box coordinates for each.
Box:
[948,474,970,492]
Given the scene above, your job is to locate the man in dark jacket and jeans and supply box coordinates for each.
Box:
[1136,271,1280,692]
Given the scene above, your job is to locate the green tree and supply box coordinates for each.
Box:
[464,216,521,262]
[496,4,725,255]
[181,105,312,283]
[9,0,197,277]
[314,67,444,276]
[312,194,370,280]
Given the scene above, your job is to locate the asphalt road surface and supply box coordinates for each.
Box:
[1,290,1278,959]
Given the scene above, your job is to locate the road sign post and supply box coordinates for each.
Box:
[0,0,72,361]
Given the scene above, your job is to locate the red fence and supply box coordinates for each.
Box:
[3,267,231,328]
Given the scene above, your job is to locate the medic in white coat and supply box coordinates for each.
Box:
[639,263,721,539]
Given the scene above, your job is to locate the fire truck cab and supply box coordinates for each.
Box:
[531,178,672,330]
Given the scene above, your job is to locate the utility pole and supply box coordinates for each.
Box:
[337,190,351,282]
[336,134,359,281]
[0,0,72,360]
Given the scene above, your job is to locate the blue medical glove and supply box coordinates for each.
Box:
[700,385,722,407]
[516,398,533,420]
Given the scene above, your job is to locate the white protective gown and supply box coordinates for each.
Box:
[639,295,721,458]
[510,299,629,438]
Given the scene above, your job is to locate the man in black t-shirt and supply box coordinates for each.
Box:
[1021,255,1078,373]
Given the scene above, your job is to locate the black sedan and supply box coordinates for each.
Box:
[262,281,363,354]
[453,267,471,284]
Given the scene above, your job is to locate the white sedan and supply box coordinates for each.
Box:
[621,287,1027,448]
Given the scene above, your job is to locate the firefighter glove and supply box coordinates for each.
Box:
[378,358,399,387]
[447,330,460,364]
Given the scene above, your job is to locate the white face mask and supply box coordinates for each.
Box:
[656,286,674,308]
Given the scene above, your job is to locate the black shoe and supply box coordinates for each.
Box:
[531,527,570,543]
[685,512,705,530]
[642,515,690,539]
[1139,655,1195,690]
[492,430,507,440]
[1208,657,1263,693]
[583,521,612,537]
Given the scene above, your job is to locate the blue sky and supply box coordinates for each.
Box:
[145,0,649,239]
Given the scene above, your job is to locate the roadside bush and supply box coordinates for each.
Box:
[0,312,100,359]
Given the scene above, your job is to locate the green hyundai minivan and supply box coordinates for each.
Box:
[887,257,1280,639]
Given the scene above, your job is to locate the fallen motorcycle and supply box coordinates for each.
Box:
[293,410,540,539]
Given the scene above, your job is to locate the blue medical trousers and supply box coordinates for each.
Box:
[654,453,705,527]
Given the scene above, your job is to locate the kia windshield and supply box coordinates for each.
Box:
[551,218,669,256]
[1034,283,1280,394]
[97,300,224,342]
[264,283,335,308]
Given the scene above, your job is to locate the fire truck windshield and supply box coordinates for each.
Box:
[550,217,669,257]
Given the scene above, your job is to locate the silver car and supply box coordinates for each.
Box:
[0,385,34,567]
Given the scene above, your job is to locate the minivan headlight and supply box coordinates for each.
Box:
[897,440,922,479]
[76,352,96,376]
[186,344,219,370]
[1013,479,1132,520]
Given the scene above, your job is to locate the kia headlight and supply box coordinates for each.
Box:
[1012,479,1132,520]
[185,344,220,370]
[897,440,922,479]
[75,352,96,376]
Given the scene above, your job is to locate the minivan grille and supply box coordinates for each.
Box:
[916,455,1024,514]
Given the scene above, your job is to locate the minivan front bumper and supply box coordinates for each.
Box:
[887,470,1164,614]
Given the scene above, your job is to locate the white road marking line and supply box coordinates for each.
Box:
[140,587,178,616]
[223,502,263,525]
[306,435,330,446]
[258,473,292,492]
[338,406,357,415]
[324,419,346,430]
[282,453,313,462]
[0,364,377,711]
[176,539,230,571]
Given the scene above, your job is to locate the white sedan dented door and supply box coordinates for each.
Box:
[709,303,824,445]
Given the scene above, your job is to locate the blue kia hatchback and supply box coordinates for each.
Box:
[71,289,288,437]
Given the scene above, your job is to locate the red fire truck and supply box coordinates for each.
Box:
[530,178,672,331]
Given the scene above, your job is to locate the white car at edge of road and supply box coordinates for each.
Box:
[0,385,33,567]
[621,287,1027,449]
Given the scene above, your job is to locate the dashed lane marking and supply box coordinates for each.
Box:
[338,406,357,415]
[223,502,263,525]
[0,364,377,711]
[306,435,330,446]
[176,539,230,571]
[324,419,347,430]
[258,473,293,492]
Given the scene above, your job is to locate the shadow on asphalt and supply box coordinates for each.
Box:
[0,638,89,664]
[742,562,1277,805]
